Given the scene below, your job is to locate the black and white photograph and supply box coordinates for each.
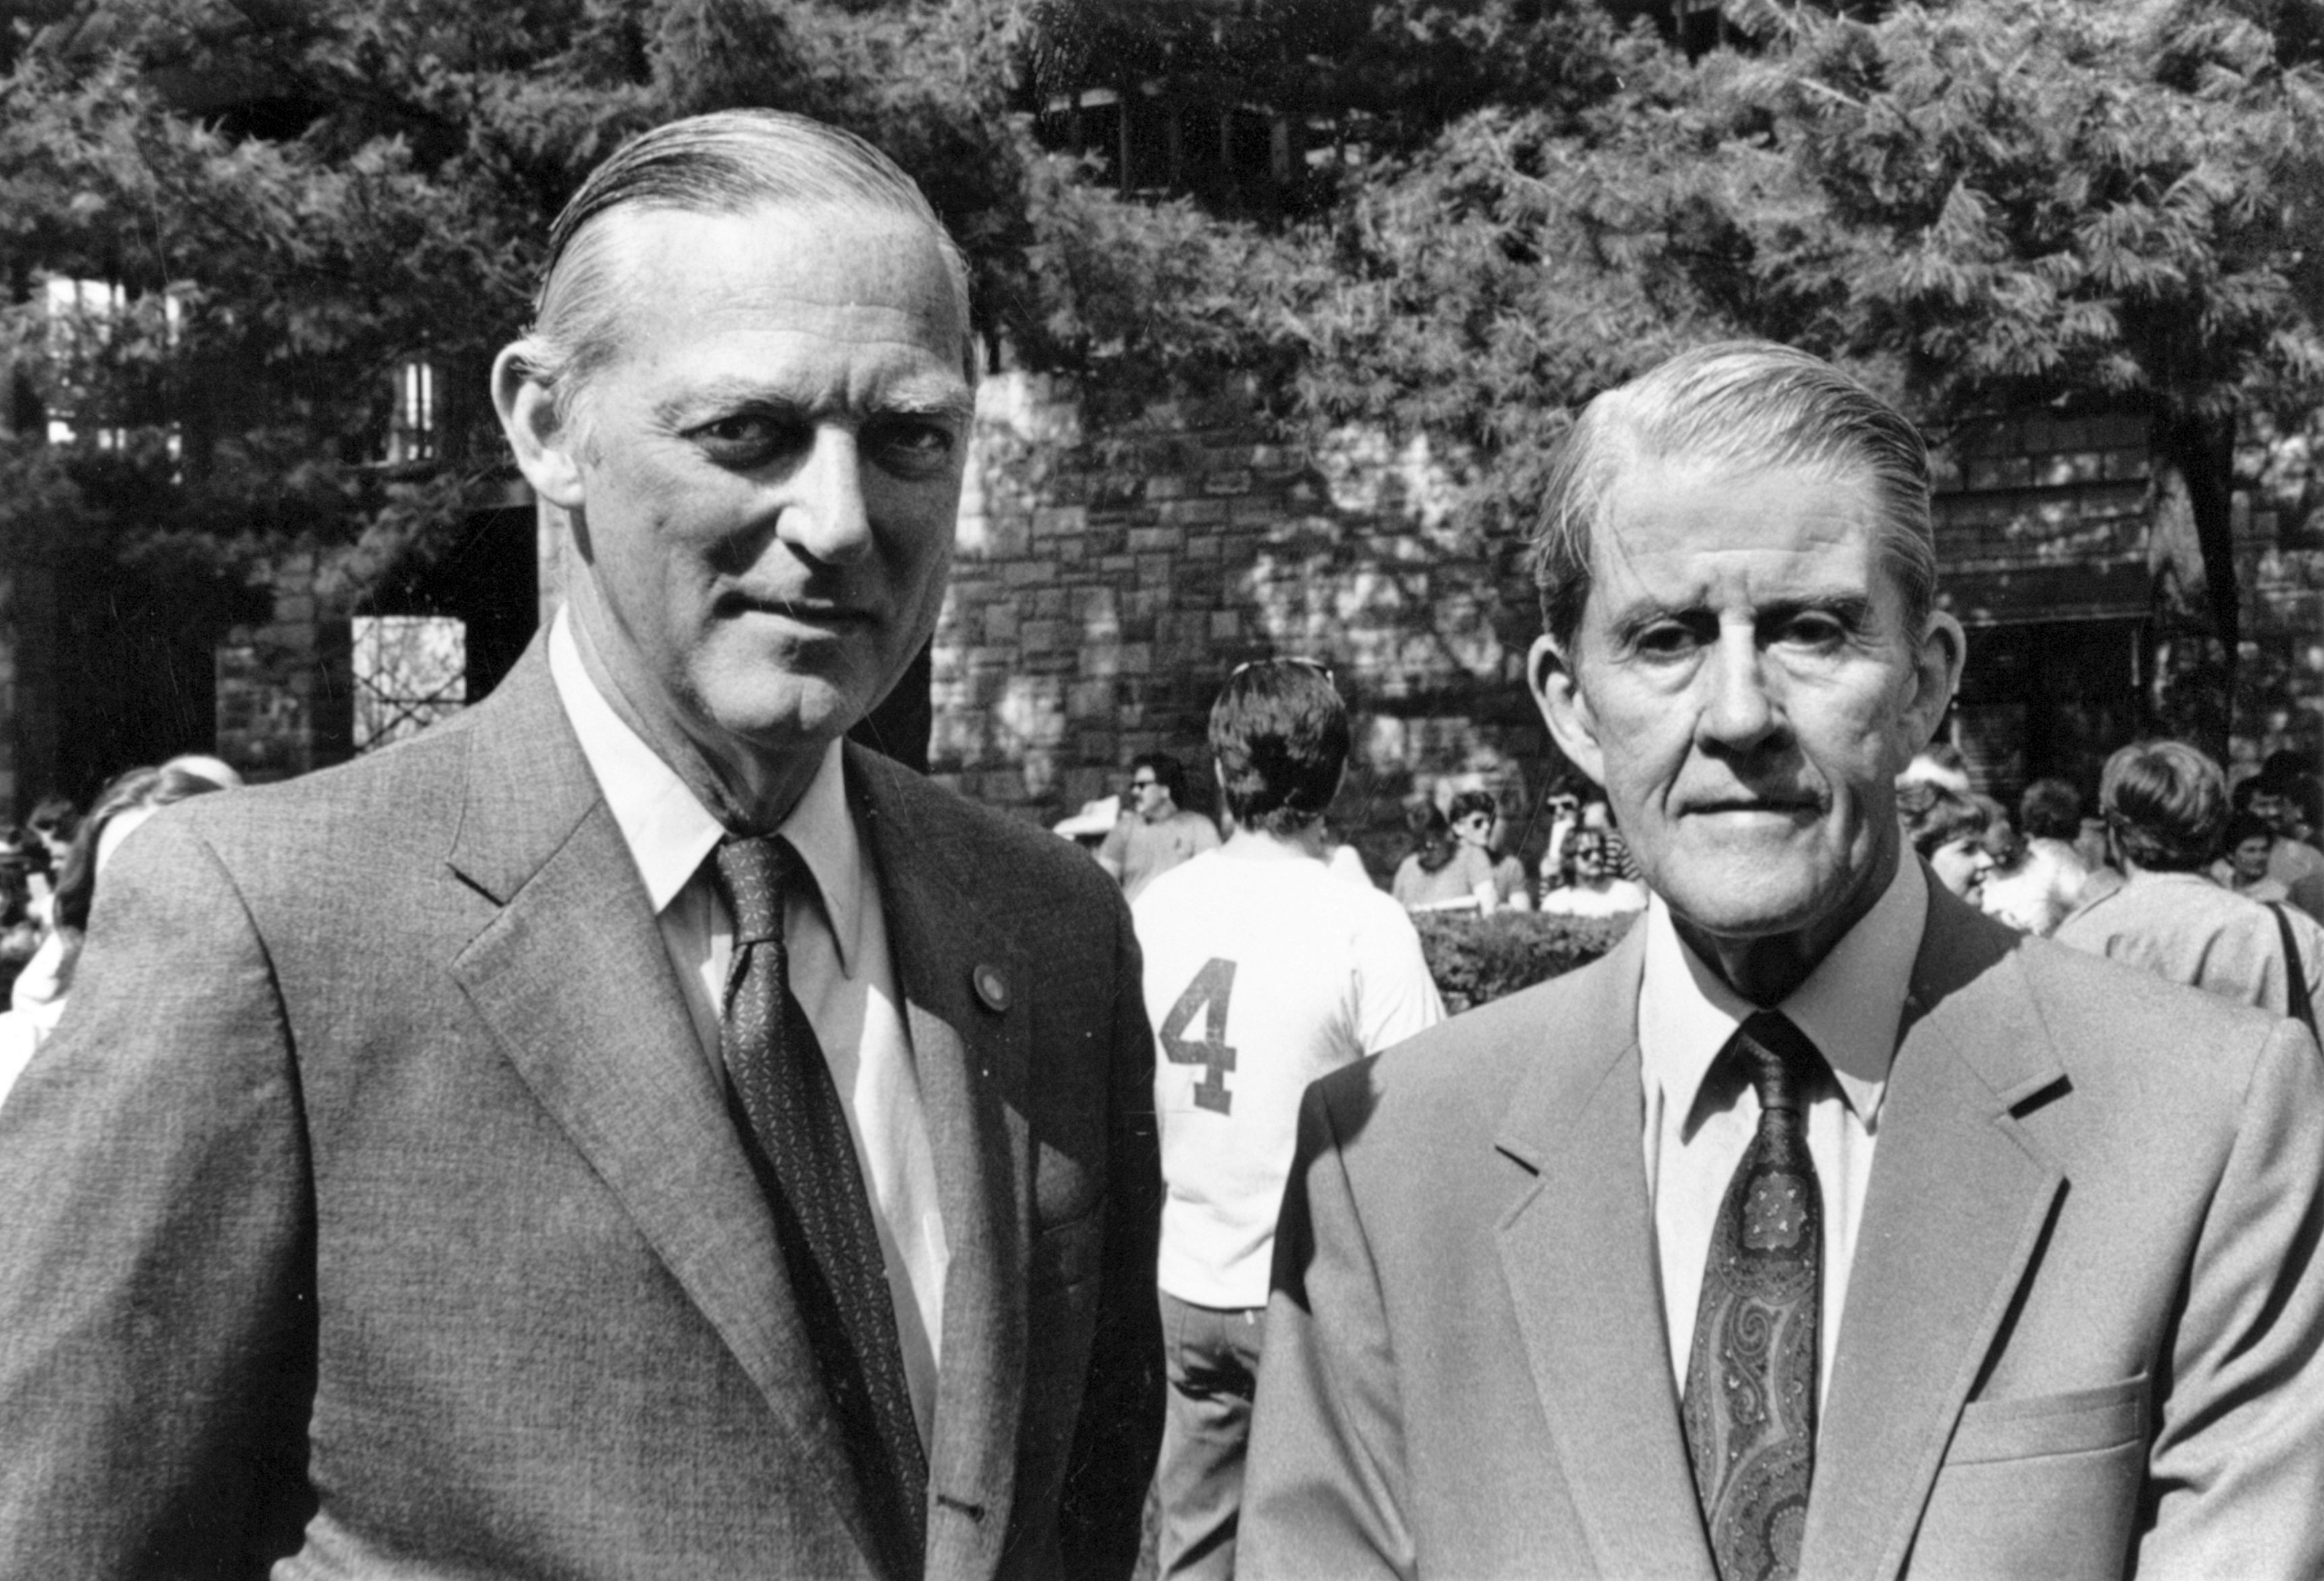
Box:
[1,1,2321,1577]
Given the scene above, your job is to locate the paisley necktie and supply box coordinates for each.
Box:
[1682,1010,1825,1581]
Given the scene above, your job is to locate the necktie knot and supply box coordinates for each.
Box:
[1732,1010,1823,1116]
[713,835,794,946]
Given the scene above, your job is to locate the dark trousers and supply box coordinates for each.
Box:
[1154,1291,1267,1581]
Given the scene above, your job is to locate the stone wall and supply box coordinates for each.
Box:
[931,373,1555,875]
[1928,406,2324,793]
[214,549,353,783]
[167,374,2324,839]
[1932,412,2155,626]
[2232,412,2324,777]
[935,381,2324,865]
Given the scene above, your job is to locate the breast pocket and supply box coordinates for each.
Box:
[1912,1378,2148,1580]
[1945,1377,2147,1464]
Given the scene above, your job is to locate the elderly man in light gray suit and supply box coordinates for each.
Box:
[0,111,1159,1580]
[1244,342,2324,1580]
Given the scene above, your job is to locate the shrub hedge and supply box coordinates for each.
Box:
[1412,910,1639,1015]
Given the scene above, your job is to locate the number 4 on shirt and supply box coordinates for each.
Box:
[1160,957,1238,1114]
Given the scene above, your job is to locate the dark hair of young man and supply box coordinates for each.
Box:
[2017,778,2082,843]
[1407,803,1458,873]
[1448,789,1499,828]
[1131,751,1190,809]
[2258,755,2322,830]
[2223,811,2275,855]
[1209,660,1349,838]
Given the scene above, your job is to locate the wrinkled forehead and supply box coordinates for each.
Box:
[1587,453,1889,585]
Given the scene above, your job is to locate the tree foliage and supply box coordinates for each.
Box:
[0,0,1051,596]
[5,0,2320,753]
[1228,0,2324,747]
[1741,0,2324,728]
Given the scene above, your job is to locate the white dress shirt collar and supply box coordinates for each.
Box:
[1640,851,1928,1134]
[545,610,867,972]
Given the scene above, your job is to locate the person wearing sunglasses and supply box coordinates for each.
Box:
[1448,789,1534,912]
[1099,751,1221,903]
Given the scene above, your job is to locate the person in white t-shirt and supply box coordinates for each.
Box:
[1133,657,1446,1581]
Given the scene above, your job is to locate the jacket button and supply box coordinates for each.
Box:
[973,963,1010,1013]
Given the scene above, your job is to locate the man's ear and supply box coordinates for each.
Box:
[1529,633,1606,788]
[491,343,585,510]
[1901,609,1968,755]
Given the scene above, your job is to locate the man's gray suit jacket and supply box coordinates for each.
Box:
[0,646,1162,1580]
[1244,881,2324,1580]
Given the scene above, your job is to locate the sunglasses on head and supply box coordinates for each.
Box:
[1229,656,1335,684]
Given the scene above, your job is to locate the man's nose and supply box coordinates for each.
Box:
[777,427,875,565]
[1697,624,1779,747]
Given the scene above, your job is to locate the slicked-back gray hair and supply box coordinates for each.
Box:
[1529,341,1938,650]
[508,108,973,428]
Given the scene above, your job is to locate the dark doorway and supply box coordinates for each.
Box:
[1950,619,2145,803]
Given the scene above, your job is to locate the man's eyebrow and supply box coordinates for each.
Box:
[1604,597,1703,645]
[880,380,977,423]
[651,381,792,426]
[654,376,974,427]
[1601,590,1880,645]
[1758,592,1878,628]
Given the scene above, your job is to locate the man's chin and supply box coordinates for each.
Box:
[698,679,869,762]
[1650,861,1850,945]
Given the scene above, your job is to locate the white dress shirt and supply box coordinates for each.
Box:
[547,613,949,1446]
[1638,854,1927,1405]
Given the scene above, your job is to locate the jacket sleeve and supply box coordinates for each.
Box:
[1054,890,1164,1578]
[1242,1076,1415,1581]
[0,813,317,1578]
[2137,1016,2324,1572]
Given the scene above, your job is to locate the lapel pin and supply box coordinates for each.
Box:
[973,963,1011,1014]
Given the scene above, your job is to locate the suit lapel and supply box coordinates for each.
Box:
[442,649,885,1564]
[1497,928,1720,1581]
[1800,888,2065,1581]
[850,746,1031,1581]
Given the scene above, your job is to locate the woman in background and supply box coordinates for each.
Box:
[0,764,224,1105]
[1900,782,1996,903]
[2215,811,2292,904]
[1393,802,1499,915]
[1536,828,1647,917]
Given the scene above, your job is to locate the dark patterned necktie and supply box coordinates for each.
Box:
[1682,1010,1825,1581]
[713,835,927,1581]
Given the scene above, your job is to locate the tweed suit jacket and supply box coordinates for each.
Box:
[1244,881,2324,1580]
[0,646,1161,1580]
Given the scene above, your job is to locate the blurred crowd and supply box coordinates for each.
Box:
[1067,733,2323,1041]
